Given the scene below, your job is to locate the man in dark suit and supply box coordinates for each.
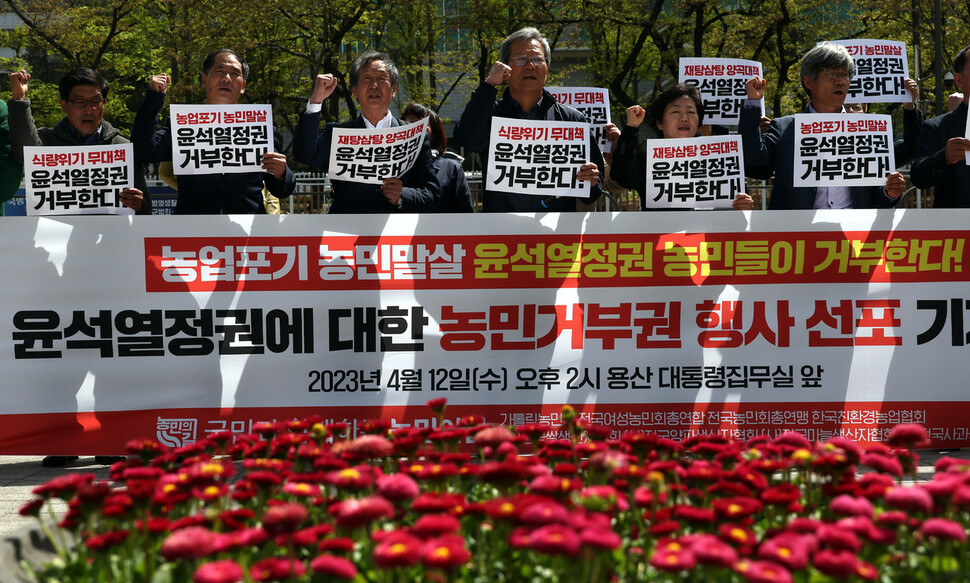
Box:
[739,43,905,209]
[291,51,439,213]
[911,45,970,207]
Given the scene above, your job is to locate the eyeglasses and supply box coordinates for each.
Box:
[820,68,851,81]
[67,96,105,109]
[510,56,546,67]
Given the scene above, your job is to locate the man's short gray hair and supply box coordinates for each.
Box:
[499,27,551,66]
[800,43,855,97]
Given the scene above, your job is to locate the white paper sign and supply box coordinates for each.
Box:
[170,104,274,175]
[793,114,895,187]
[644,135,744,209]
[823,40,910,104]
[328,118,428,184]
[547,87,613,153]
[679,58,764,125]
[487,119,590,198]
[24,144,133,216]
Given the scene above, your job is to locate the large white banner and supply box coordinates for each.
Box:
[644,135,744,209]
[487,119,590,198]
[679,58,764,125]
[170,104,273,175]
[547,87,612,153]
[2,211,970,453]
[793,114,895,187]
[24,144,133,216]
[328,119,428,184]
[824,39,910,104]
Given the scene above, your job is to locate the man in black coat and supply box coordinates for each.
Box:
[291,51,439,213]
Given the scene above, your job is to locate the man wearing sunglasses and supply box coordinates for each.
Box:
[7,68,151,214]
[453,27,603,212]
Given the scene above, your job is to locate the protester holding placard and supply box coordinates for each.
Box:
[740,43,905,209]
[452,27,603,212]
[611,84,754,210]
[133,49,294,214]
[292,51,438,213]
[7,68,149,214]
[401,102,473,213]
[911,46,970,208]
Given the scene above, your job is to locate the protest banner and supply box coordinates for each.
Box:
[170,104,273,175]
[824,40,910,104]
[644,135,744,209]
[487,119,590,198]
[679,58,764,125]
[24,144,133,216]
[793,114,895,187]
[3,211,970,452]
[547,87,613,153]
[328,118,429,184]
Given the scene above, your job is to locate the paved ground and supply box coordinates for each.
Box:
[1,449,969,537]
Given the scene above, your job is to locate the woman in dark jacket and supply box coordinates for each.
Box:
[401,102,474,213]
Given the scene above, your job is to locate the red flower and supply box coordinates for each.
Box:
[817,523,861,552]
[829,494,874,518]
[478,460,530,484]
[411,492,467,514]
[919,517,968,542]
[860,452,903,476]
[261,502,308,536]
[672,505,716,523]
[33,473,96,500]
[757,532,812,571]
[685,533,738,567]
[212,527,268,552]
[529,474,580,497]
[521,500,572,525]
[885,485,933,514]
[473,425,516,449]
[720,523,757,548]
[649,539,696,572]
[374,531,422,568]
[529,524,581,557]
[310,555,357,579]
[377,473,420,502]
[411,513,461,537]
[887,423,930,448]
[161,526,216,560]
[84,529,130,552]
[318,537,355,553]
[426,398,448,414]
[580,527,622,551]
[331,496,394,529]
[713,496,763,520]
[812,549,858,577]
[334,434,393,460]
[18,498,44,518]
[249,557,306,581]
[760,483,801,507]
[193,559,244,583]
[855,560,879,581]
[328,466,375,490]
[772,431,811,450]
[735,559,793,583]
[421,534,471,570]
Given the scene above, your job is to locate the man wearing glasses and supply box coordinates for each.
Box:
[7,68,150,214]
[133,49,294,214]
[453,27,603,212]
[739,43,906,209]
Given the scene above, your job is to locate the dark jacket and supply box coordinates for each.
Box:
[911,102,970,208]
[133,89,294,214]
[7,99,151,214]
[433,156,473,213]
[739,105,898,209]
[452,82,603,212]
[292,111,439,213]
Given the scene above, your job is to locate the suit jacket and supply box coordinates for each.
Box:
[452,82,603,212]
[8,99,151,214]
[740,105,898,210]
[910,102,970,208]
[133,89,294,215]
[292,111,439,214]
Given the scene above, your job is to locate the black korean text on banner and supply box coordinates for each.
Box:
[24,144,133,216]
[486,119,591,198]
[823,40,910,104]
[793,114,895,188]
[328,118,429,184]
[547,87,613,153]
[644,135,745,209]
[170,104,274,175]
[678,58,764,126]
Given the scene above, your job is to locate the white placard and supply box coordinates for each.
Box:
[170,104,274,175]
[328,118,428,184]
[486,119,590,198]
[547,87,613,153]
[24,144,133,216]
[823,40,910,104]
[793,114,895,187]
[644,135,744,209]
[679,58,764,125]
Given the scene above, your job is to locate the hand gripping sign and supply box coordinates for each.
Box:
[24,144,134,216]
[792,114,895,187]
[645,135,745,209]
[328,118,429,184]
[487,119,591,198]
